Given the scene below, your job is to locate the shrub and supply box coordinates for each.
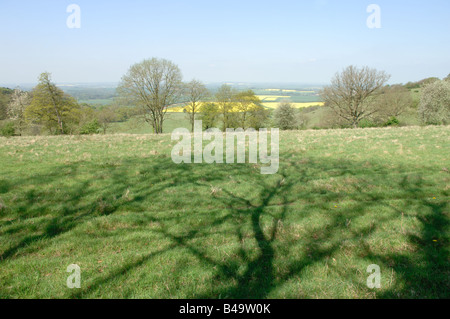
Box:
[358,119,377,128]
[274,101,297,130]
[79,119,101,135]
[418,80,450,125]
[0,122,16,137]
[384,116,400,126]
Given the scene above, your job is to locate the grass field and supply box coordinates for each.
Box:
[0,126,448,298]
[109,113,191,134]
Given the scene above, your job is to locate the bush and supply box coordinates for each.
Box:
[358,119,377,128]
[79,119,101,135]
[384,116,400,126]
[418,80,450,125]
[0,122,16,137]
[274,102,297,130]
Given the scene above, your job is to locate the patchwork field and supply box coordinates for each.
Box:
[0,126,448,298]
[166,101,325,113]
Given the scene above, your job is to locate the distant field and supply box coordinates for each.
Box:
[257,95,292,102]
[166,101,325,114]
[263,89,316,93]
[78,99,114,106]
[0,126,448,298]
[262,102,324,109]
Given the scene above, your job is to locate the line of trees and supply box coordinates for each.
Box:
[117,57,269,134]
[320,65,449,129]
[1,60,448,137]
[117,59,447,133]
[0,72,141,136]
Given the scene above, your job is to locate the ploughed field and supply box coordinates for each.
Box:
[0,125,448,298]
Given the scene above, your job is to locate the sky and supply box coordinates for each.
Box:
[0,0,449,86]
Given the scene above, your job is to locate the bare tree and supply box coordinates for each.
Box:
[118,58,183,134]
[184,79,209,132]
[321,65,390,128]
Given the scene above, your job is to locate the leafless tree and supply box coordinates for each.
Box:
[118,58,183,134]
[321,65,390,128]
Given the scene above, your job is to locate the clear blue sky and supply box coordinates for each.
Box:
[0,0,449,85]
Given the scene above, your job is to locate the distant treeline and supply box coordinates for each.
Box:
[1,62,449,136]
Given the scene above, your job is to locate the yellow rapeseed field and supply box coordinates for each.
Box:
[166,101,325,113]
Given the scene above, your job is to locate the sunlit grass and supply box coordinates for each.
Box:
[0,125,448,298]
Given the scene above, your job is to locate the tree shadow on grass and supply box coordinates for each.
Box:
[1,152,448,298]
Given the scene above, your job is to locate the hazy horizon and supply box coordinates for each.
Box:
[1,0,449,85]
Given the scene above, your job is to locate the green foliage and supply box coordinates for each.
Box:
[247,105,270,130]
[358,118,378,128]
[79,119,101,135]
[25,73,81,134]
[384,116,400,126]
[0,121,16,137]
[199,102,220,130]
[235,90,263,129]
[0,87,14,120]
[215,84,238,131]
[405,77,440,90]
[274,102,297,130]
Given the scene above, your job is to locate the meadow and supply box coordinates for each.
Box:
[0,125,448,298]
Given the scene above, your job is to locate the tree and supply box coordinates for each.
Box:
[418,80,450,125]
[374,85,413,124]
[199,102,219,130]
[296,110,309,129]
[215,84,237,131]
[7,89,31,135]
[0,87,14,120]
[445,74,450,82]
[321,65,391,128]
[274,101,297,130]
[25,73,80,134]
[118,58,183,134]
[247,105,269,130]
[97,106,117,134]
[184,79,209,132]
[235,90,262,129]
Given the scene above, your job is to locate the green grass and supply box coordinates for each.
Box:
[109,113,191,134]
[0,126,448,298]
